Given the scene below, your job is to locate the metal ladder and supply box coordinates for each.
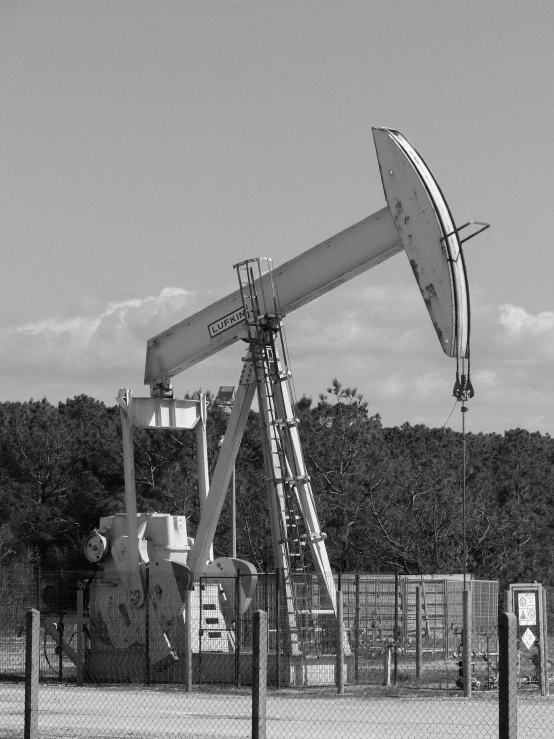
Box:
[235,257,321,656]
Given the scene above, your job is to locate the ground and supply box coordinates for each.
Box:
[2,682,554,738]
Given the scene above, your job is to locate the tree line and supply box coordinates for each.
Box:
[1,380,552,589]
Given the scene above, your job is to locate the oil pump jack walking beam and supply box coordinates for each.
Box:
[145,129,486,388]
[138,127,487,656]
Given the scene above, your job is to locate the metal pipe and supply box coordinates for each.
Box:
[235,572,241,687]
[144,568,150,685]
[119,393,140,575]
[463,588,472,698]
[231,466,236,558]
[252,610,268,739]
[415,585,422,681]
[354,573,360,684]
[394,571,399,685]
[184,589,192,692]
[336,591,345,695]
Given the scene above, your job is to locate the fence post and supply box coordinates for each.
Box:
[235,573,241,687]
[415,585,422,681]
[540,587,549,696]
[184,588,193,692]
[504,590,512,613]
[394,571,399,685]
[198,577,203,683]
[354,573,360,684]
[24,608,40,739]
[76,588,84,687]
[462,588,472,698]
[58,569,64,681]
[499,611,517,739]
[144,567,150,685]
[275,568,280,690]
[336,590,345,694]
[252,610,267,739]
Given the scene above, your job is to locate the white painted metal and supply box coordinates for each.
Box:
[118,395,202,430]
[117,389,144,605]
[233,257,351,657]
[255,348,340,656]
[116,389,211,579]
[144,207,402,386]
[145,127,471,387]
[273,370,336,604]
[118,392,140,571]
[251,345,304,656]
[193,391,212,561]
[373,127,469,358]
[88,512,192,665]
[186,361,258,576]
[204,556,258,615]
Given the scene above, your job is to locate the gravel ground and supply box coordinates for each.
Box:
[2,681,554,738]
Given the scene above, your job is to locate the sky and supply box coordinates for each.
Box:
[1,1,554,435]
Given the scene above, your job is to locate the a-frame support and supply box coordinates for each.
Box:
[187,362,257,575]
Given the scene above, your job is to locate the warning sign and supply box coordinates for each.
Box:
[518,593,536,625]
[521,628,536,650]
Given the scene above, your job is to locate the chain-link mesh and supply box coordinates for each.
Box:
[336,575,499,690]
[2,568,554,737]
[0,564,36,738]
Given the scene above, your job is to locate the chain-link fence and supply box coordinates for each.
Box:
[2,567,554,737]
[338,574,500,690]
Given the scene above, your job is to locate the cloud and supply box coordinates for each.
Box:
[498,304,554,360]
[0,287,212,388]
[472,369,497,388]
[285,289,554,433]
[286,284,428,359]
[382,372,449,399]
[499,304,554,336]
[1,284,553,434]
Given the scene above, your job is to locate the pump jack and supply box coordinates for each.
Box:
[83,128,488,679]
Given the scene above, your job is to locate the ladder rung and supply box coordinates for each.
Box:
[271,476,310,486]
[270,417,299,428]
[285,475,310,486]
[306,533,327,543]
[275,371,292,382]
[278,538,306,546]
